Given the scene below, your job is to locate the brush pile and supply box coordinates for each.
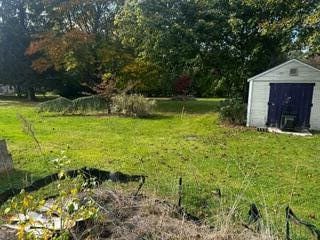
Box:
[0,188,276,240]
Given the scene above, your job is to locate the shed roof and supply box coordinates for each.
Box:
[248,59,320,82]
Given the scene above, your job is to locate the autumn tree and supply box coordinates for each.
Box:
[25,0,157,97]
[1,0,319,99]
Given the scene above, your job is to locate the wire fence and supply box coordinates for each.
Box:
[176,177,320,240]
[1,168,319,239]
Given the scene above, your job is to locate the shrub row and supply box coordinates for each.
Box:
[38,94,155,117]
[39,96,246,123]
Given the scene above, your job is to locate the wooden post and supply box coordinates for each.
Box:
[0,140,13,173]
[285,207,291,240]
[134,177,146,196]
[178,177,182,208]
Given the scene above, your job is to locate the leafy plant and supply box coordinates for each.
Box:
[174,74,192,96]
[218,98,247,125]
[111,94,155,117]
[4,177,99,239]
[3,119,99,239]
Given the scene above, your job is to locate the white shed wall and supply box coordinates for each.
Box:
[248,81,270,127]
[310,83,320,130]
[247,59,320,130]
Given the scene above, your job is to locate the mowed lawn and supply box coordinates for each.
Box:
[0,97,320,228]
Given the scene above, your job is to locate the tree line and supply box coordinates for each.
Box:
[0,0,319,100]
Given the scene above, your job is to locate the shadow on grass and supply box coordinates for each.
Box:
[0,169,31,193]
[0,96,57,107]
[41,112,174,120]
[310,130,320,135]
[39,112,110,118]
[154,99,223,115]
[141,114,174,120]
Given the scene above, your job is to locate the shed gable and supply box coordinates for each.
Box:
[249,59,320,82]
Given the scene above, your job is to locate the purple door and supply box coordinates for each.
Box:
[267,83,314,129]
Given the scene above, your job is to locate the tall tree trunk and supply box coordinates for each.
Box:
[27,87,36,101]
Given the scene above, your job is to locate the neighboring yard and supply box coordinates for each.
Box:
[0,97,319,233]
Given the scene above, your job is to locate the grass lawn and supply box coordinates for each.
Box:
[0,97,320,234]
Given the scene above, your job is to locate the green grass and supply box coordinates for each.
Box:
[0,97,320,236]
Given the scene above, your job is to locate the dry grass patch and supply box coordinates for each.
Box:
[74,188,277,240]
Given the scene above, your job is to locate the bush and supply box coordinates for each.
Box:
[111,94,155,117]
[218,98,247,125]
[38,97,73,113]
[174,74,192,95]
[71,95,110,113]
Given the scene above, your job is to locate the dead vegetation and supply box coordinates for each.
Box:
[71,189,277,239]
[1,187,278,240]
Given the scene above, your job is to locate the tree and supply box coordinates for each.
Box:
[0,0,44,99]
[174,74,192,96]
[26,0,123,90]
[253,0,320,54]
[1,0,318,99]
[26,0,153,97]
[115,0,203,95]
[216,0,288,99]
[115,0,289,99]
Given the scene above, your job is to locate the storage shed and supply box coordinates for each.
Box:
[246,59,320,131]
